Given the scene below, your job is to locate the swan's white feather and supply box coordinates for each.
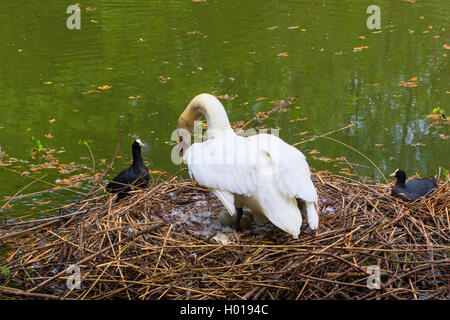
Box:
[185,131,257,197]
[247,134,318,202]
[212,189,236,216]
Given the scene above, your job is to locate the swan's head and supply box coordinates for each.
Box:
[177,93,232,154]
[177,104,202,155]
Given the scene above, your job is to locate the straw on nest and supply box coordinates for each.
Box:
[1,171,449,300]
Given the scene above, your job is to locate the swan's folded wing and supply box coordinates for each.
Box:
[248,134,318,202]
[184,136,257,197]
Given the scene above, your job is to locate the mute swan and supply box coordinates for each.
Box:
[106,139,149,202]
[177,93,319,239]
[390,169,437,201]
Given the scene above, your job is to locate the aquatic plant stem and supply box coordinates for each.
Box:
[321,136,387,183]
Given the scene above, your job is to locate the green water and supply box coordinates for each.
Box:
[0,0,448,219]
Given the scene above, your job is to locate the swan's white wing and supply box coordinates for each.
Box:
[185,135,257,198]
[248,134,318,202]
[212,189,236,215]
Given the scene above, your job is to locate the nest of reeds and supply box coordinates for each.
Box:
[1,171,449,300]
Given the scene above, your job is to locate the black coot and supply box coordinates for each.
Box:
[106,139,149,201]
[390,169,437,201]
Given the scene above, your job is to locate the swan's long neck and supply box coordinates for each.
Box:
[179,94,232,138]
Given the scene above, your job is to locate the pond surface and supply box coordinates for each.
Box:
[0,0,448,218]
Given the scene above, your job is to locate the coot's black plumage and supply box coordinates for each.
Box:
[106,139,149,201]
[390,169,437,201]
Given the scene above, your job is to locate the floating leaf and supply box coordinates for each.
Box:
[353,46,369,52]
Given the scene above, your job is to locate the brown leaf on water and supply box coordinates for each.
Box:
[299,131,309,135]
[426,114,440,120]
[98,85,112,90]
[44,133,53,139]
[353,46,369,52]
[375,144,383,147]
[255,97,268,101]
[34,200,51,205]
[158,76,171,83]
[43,81,52,85]
[277,52,288,57]
[309,149,320,154]
[288,25,299,29]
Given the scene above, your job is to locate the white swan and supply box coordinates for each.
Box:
[177,93,319,239]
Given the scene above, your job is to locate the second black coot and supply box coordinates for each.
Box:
[106,139,149,201]
[390,169,437,201]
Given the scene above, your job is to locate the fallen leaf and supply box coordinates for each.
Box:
[288,25,299,29]
[353,46,369,52]
[49,118,56,124]
[426,114,440,120]
[309,149,320,154]
[277,52,288,57]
